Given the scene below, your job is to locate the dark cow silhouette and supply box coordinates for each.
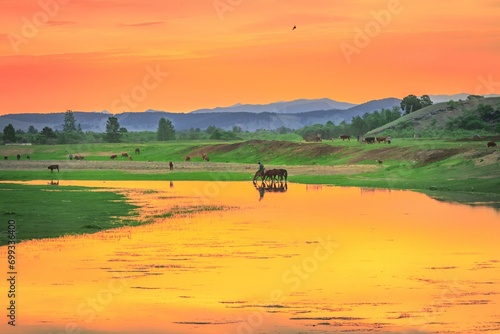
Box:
[48,164,59,172]
[16,154,21,160]
[185,155,191,161]
[27,155,31,160]
[363,137,375,144]
[377,159,383,165]
[487,141,497,148]
[169,161,174,171]
[339,135,351,141]
[135,148,140,154]
[110,154,117,159]
[4,156,7,160]
[74,155,84,160]
[121,152,128,158]
[376,136,387,143]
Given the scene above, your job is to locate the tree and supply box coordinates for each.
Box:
[3,124,16,142]
[106,116,121,142]
[157,117,175,141]
[477,104,498,122]
[420,95,433,108]
[41,126,56,138]
[27,125,38,134]
[63,110,77,132]
[401,94,433,114]
[400,94,422,114]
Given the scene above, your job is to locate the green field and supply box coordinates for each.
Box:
[0,183,138,246]
[1,138,499,244]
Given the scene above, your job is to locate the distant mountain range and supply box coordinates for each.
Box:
[0,98,402,133]
[3,93,492,133]
[189,98,356,114]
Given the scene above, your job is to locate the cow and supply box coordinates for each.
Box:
[135,148,140,154]
[129,155,133,161]
[185,155,191,161]
[339,135,351,141]
[487,141,497,148]
[27,155,31,160]
[121,152,128,158]
[48,164,59,172]
[110,154,117,160]
[376,136,387,143]
[16,154,21,160]
[169,161,174,171]
[4,156,7,160]
[363,137,375,144]
[377,159,383,165]
[74,155,84,160]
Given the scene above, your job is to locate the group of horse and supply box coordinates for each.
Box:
[185,153,210,161]
[253,168,288,186]
[4,154,30,160]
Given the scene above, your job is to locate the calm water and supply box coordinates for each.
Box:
[1,181,499,334]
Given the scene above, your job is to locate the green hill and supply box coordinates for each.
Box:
[367,96,500,137]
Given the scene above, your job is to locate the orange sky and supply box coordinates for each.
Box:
[0,0,499,114]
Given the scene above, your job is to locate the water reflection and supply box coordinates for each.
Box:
[254,183,288,201]
[0,181,499,334]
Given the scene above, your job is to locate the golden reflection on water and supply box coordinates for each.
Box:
[1,181,499,334]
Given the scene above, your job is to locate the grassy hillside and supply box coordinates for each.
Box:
[367,97,500,137]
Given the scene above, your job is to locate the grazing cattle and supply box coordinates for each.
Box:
[27,155,31,160]
[74,155,84,160]
[169,161,174,171]
[129,155,133,161]
[204,156,210,161]
[4,156,7,160]
[487,141,497,148]
[135,148,140,154]
[363,137,375,144]
[185,155,191,161]
[377,159,383,165]
[339,135,351,141]
[110,154,117,160]
[121,152,128,158]
[202,154,210,161]
[376,136,387,143]
[16,154,21,160]
[48,164,59,172]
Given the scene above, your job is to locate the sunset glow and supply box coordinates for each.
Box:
[1,0,499,114]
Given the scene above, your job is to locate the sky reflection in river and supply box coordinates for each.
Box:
[1,181,499,334]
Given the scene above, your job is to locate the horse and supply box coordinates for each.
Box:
[487,141,497,148]
[339,135,351,141]
[135,148,140,154]
[363,137,375,144]
[169,161,174,171]
[185,155,191,161]
[48,164,59,172]
[264,169,280,185]
[253,170,266,185]
[277,169,288,182]
[110,154,117,160]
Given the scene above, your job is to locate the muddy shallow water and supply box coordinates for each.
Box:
[1,181,499,334]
